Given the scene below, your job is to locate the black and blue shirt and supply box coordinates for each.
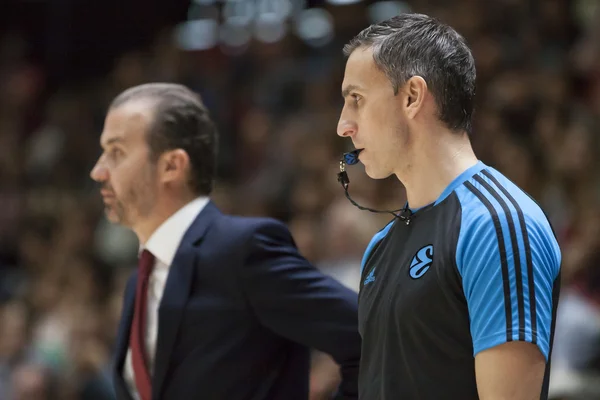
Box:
[358,161,561,399]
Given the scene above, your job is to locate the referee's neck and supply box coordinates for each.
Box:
[396,131,477,210]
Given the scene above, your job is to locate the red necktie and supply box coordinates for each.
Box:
[130,249,155,400]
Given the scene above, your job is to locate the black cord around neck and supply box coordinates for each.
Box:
[337,158,413,224]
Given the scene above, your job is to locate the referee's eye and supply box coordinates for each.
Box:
[351,94,362,105]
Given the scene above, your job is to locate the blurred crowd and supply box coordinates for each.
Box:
[1,0,599,399]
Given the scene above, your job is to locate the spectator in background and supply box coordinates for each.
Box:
[0,301,39,398]
[10,363,56,400]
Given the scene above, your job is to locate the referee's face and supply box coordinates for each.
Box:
[338,47,408,179]
[90,100,159,228]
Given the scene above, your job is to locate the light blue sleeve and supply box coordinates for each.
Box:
[456,207,561,361]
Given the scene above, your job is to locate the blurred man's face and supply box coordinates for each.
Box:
[337,46,409,179]
[11,365,49,400]
[90,100,158,227]
[0,302,27,358]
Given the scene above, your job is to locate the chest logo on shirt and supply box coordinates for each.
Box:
[409,245,434,279]
[363,267,376,286]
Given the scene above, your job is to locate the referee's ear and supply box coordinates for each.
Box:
[403,76,428,121]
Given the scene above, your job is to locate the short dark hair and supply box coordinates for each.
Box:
[110,83,218,195]
[343,13,476,134]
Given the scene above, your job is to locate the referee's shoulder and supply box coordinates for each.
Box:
[453,165,561,277]
[454,166,556,241]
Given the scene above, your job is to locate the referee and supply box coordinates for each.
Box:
[337,13,561,400]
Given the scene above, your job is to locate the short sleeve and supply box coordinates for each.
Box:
[456,200,561,361]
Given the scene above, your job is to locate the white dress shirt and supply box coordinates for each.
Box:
[124,197,209,399]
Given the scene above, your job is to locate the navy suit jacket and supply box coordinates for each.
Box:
[112,201,361,400]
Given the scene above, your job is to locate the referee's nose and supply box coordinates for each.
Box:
[337,118,357,138]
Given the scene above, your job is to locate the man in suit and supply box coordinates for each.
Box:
[89,83,360,400]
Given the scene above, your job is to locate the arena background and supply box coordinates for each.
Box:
[1,0,599,399]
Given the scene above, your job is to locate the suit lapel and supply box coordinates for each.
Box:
[152,201,219,399]
[113,273,137,398]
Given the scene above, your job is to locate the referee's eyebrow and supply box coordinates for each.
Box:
[342,84,363,98]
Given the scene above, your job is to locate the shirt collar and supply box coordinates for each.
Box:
[141,197,209,266]
[405,160,486,212]
[434,160,486,206]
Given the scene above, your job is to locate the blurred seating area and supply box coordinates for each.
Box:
[0,0,599,399]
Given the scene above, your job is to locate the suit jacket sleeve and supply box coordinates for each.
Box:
[239,219,361,399]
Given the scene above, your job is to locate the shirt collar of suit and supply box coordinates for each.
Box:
[140,196,210,266]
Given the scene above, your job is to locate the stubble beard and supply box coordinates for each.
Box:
[105,166,157,228]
